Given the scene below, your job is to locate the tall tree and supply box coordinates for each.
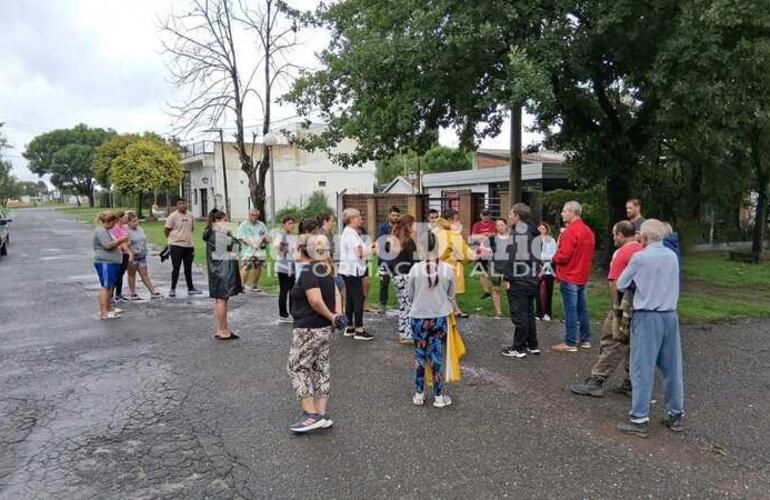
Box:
[23,124,114,207]
[161,0,300,218]
[111,139,184,218]
[0,124,20,206]
[376,146,472,185]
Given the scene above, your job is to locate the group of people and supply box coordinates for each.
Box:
[91,196,684,438]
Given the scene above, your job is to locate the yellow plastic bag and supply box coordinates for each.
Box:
[426,314,466,386]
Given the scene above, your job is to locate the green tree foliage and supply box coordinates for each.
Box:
[23,124,115,207]
[93,132,166,186]
[276,190,335,224]
[376,146,472,184]
[0,124,19,206]
[111,139,183,218]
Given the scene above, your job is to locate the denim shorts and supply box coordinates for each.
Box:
[128,257,148,269]
[94,262,121,288]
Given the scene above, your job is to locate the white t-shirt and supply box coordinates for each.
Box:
[338,226,367,276]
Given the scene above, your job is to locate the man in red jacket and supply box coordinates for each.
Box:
[552,201,596,352]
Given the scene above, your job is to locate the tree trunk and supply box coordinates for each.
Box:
[137,192,143,219]
[87,189,95,208]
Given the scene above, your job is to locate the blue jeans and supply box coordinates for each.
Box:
[560,282,591,346]
[629,311,684,423]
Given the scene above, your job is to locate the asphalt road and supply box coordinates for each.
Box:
[1,208,769,499]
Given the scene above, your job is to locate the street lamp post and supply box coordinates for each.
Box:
[204,128,230,215]
[263,132,278,227]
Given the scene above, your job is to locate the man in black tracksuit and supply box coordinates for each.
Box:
[501,203,542,359]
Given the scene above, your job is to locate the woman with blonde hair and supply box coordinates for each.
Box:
[338,208,373,341]
[433,208,473,318]
[287,233,344,433]
[93,211,129,319]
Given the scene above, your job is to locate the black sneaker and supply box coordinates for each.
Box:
[168,289,176,298]
[353,330,374,341]
[661,413,685,432]
[289,413,325,433]
[616,420,649,438]
[571,376,605,397]
[612,378,633,397]
[501,348,526,359]
[481,292,491,300]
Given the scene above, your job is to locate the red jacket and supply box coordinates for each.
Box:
[553,218,595,285]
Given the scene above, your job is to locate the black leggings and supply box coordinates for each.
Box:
[114,253,129,298]
[343,275,364,328]
[170,245,195,290]
[536,274,554,318]
[278,272,295,318]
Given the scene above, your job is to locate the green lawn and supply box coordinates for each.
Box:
[60,206,769,322]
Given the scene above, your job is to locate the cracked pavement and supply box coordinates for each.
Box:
[1,208,769,499]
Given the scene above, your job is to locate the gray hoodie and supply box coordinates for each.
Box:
[406,261,456,319]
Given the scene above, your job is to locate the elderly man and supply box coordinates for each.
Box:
[552,201,596,352]
[616,219,684,438]
[237,208,269,292]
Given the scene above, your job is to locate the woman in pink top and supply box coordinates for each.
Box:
[109,210,133,302]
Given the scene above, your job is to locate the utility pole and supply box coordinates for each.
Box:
[204,128,230,215]
[509,104,523,204]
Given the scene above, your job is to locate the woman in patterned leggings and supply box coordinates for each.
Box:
[390,214,417,344]
[286,234,343,433]
[406,242,456,408]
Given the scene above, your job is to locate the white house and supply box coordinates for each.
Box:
[381,175,418,194]
[181,123,375,221]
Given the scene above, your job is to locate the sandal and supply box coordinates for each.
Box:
[112,307,124,314]
[214,332,240,340]
[101,312,122,320]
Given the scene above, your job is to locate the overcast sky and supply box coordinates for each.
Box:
[0,0,537,182]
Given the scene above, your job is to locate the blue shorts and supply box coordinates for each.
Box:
[94,262,121,288]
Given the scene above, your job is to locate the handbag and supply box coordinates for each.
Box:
[159,245,171,262]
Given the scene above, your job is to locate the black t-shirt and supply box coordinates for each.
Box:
[391,238,416,275]
[291,263,336,328]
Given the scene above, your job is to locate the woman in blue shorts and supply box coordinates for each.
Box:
[94,211,128,319]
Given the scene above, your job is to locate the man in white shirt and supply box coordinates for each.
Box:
[338,208,373,341]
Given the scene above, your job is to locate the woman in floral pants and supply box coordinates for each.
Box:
[390,215,417,344]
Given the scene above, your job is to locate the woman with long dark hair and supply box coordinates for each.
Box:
[202,209,243,340]
[390,214,417,344]
[536,221,557,321]
[406,237,456,408]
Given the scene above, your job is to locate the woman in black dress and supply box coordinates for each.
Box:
[202,209,243,340]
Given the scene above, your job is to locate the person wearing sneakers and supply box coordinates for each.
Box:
[164,198,202,297]
[274,215,297,323]
[500,203,541,359]
[407,238,456,409]
[571,221,642,397]
[125,212,162,300]
[93,211,129,320]
[338,208,373,341]
[237,208,269,292]
[287,233,343,433]
[616,219,684,438]
[551,201,596,352]
[535,222,557,321]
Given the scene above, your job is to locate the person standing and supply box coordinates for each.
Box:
[202,209,242,340]
[551,201,596,352]
[626,199,645,234]
[427,209,440,229]
[339,208,373,341]
[471,210,498,300]
[536,222,557,321]
[274,215,297,323]
[407,240,456,408]
[571,221,643,397]
[616,219,684,438]
[435,208,472,318]
[390,214,417,344]
[489,219,510,319]
[125,212,162,300]
[164,198,201,297]
[500,203,541,359]
[237,208,268,292]
[93,211,128,320]
[316,214,345,310]
[109,210,132,302]
[287,233,343,433]
[376,206,401,313]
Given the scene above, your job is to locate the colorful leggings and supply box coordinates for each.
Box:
[287,327,332,400]
[411,317,448,396]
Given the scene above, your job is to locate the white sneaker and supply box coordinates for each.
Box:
[278,316,292,323]
[433,395,452,408]
[542,314,552,321]
[412,393,425,406]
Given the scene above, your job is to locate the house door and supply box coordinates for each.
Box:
[199,188,208,218]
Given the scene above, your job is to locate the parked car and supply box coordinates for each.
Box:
[0,210,11,256]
